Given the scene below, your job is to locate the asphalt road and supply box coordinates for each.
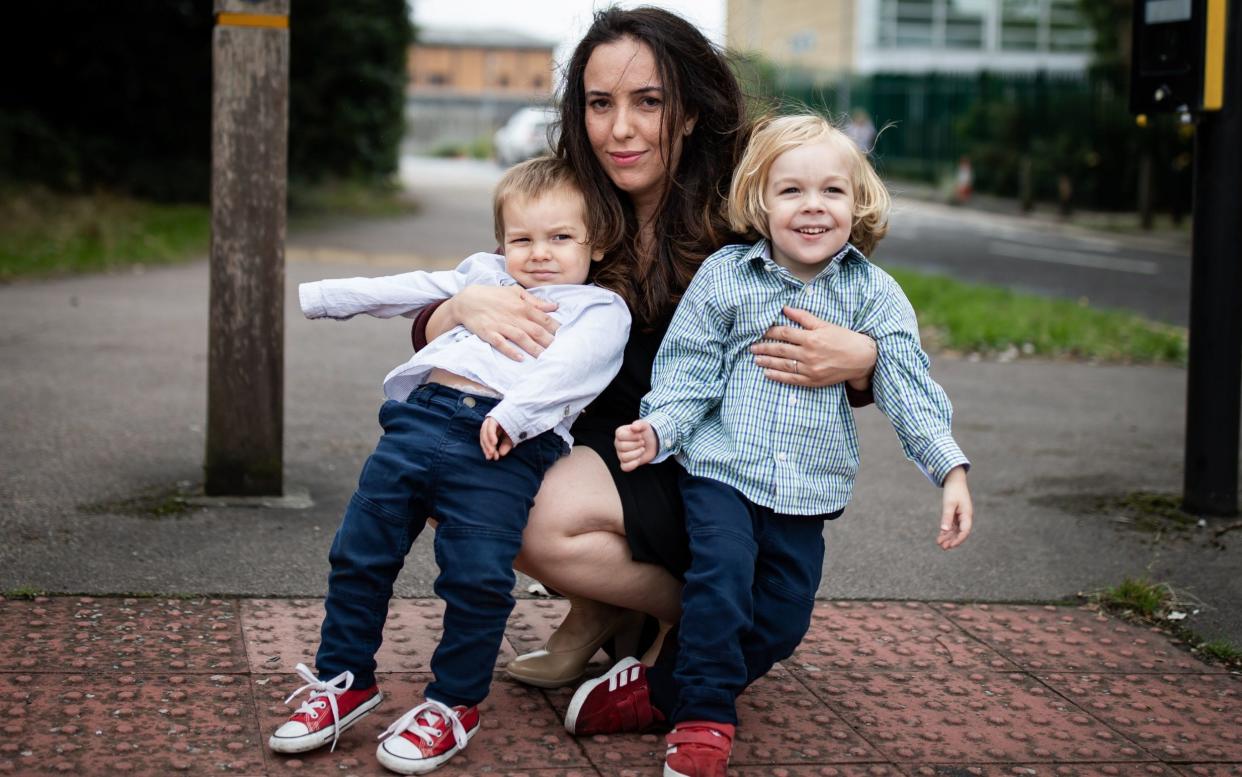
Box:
[880,195,1192,325]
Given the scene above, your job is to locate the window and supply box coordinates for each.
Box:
[879,0,935,47]
[1001,0,1040,50]
[1048,0,1092,51]
[944,0,987,48]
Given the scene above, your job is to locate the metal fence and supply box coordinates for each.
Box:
[777,71,1192,212]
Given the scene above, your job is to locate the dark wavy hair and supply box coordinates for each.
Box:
[557,6,748,327]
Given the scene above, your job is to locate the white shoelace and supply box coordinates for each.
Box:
[378,699,468,755]
[283,663,355,752]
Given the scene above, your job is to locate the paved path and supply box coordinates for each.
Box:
[1,594,1237,776]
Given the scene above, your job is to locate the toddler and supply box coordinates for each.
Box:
[270,156,630,775]
[564,115,973,777]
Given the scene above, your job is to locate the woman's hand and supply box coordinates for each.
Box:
[432,285,560,361]
[750,306,877,388]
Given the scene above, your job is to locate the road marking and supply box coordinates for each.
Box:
[987,241,1159,275]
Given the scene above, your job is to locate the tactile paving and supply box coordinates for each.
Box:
[256,672,590,775]
[0,596,244,674]
[1039,673,1242,762]
[0,671,262,775]
[934,605,1206,674]
[506,598,571,653]
[241,598,516,676]
[4,594,1238,775]
[1175,766,1242,776]
[599,766,904,777]
[546,664,882,771]
[794,602,1016,673]
[800,669,1151,764]
[898,764,1178,776]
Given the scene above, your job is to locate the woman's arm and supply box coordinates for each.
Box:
[410,285,561,360]
[749,306,877,404]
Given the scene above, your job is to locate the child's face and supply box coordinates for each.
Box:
[764,140,855,282]
[502,186,602,287]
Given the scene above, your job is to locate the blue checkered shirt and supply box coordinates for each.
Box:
[641,239,969,515]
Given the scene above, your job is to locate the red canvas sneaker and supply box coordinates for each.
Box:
[375,699,481,775]
[563,656,665,736]
[268,663,383,754]
[663,721,735,777]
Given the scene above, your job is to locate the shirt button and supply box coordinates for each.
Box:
[776,452,787,462]
[789,396,797,405]
[518,432,528,440]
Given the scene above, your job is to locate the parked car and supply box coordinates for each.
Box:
[493,106,559,167]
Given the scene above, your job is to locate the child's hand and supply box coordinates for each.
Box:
[480,417,513,460]
[614,420,659,472]
[937,466,973,550]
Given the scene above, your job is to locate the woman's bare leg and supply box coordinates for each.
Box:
[514,447,682,625]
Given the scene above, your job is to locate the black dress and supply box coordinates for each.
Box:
[570,314,692,579]
[413,302,691,579]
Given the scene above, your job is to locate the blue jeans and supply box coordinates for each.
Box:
[315,384,565,707]
[647,473,839,724]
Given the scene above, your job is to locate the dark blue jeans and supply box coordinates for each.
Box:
[647,473,839,725]
[315,384,565,707]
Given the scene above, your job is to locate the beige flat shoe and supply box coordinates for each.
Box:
[506,603,645,689]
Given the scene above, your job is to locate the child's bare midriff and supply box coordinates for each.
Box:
[425,367,502,398]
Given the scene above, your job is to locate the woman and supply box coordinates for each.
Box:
[412,6,877,689]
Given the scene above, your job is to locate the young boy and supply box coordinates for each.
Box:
[270,156,631,775]
[562,116,973,777]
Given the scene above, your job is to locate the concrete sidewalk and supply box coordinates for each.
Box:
[2,594,1238,776]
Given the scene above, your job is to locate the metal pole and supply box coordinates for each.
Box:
[1183,0,1242,516]
[206,0,290,495]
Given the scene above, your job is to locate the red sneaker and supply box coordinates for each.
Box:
[563,656,665,735]
[664,721,735,777]
[375,699,480,775]
[269,663,383,754]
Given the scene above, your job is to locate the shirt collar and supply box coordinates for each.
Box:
[744,238,862,281]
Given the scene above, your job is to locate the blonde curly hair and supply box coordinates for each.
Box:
[727,114,890,257]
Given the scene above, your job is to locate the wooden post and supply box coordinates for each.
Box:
[206,0,289,495]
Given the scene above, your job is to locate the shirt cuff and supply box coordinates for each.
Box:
[411,299,446,351]
[486,404,537,447]
[643,411,679,465]
[299,282,327,318]
[916,435,970,486]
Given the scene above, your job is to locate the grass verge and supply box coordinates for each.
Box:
[1090,577,1242,670]
[0,188,209,280]
[287,177,418,221]
[891,268,1187,364]
[1,181,417,281]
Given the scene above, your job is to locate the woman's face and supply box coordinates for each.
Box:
[583,36,687,215]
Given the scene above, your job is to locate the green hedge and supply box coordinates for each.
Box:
[0,0,412,202]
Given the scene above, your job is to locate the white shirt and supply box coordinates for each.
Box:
[299,252,632,449]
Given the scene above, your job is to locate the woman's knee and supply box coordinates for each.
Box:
[517,448,626,571]
[517,505,583,574]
